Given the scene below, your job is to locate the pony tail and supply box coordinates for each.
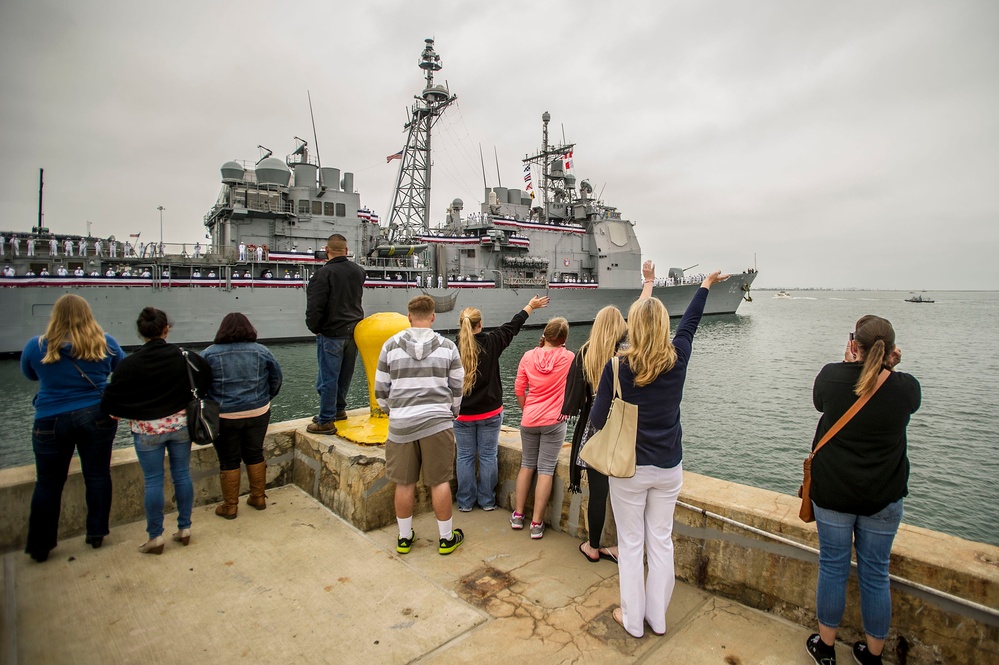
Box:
[458,314,479,396]
[854,338,885,396]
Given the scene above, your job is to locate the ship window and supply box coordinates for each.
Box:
[312,201,322,215]
[298,200,310,214]
[465,249,476,258]
[336,203,346,217]
[324,202,335,216]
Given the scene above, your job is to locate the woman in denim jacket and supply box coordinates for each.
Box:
[200,313,282,519]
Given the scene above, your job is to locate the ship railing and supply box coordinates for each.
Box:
[505,277,548,288]
[676,500,999,622]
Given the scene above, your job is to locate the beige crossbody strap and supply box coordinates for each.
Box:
[810,368,890,459]
[611,356,622,398]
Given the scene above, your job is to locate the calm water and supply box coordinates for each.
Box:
[2,290,997,546]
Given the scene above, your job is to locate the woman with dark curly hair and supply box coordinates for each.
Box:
[200,313,282,519]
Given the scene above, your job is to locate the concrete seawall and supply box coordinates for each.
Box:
[2,415,996,664]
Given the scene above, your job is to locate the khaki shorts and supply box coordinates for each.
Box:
[385,428,456,487]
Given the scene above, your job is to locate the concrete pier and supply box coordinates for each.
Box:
[1,414,996,664]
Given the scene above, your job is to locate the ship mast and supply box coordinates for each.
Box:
[385,39,456,241]
[523,112,575,224]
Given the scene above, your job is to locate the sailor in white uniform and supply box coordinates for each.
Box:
[106,267,116,277]
[141,269,152,277]
[239,242,246,261]
[193,242,202,259]
[49,238,58,256]
[79,238,88,256]
[109,240,117,258]
[64,239,74,256]
[207,270,217,278]
[27,237,35,256]
[10,235,19,257]
[40,268,50,276]
[73,267,84,277]
[242,270,251,278]
[94,238,103,256]
[90,269,100,277]
[255,245,264,262]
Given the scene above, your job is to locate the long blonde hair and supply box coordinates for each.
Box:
[853,314,895,396]
[620,297,676,387]
[581,306,626,389]
[40,294,109,363]
[458,307,482,395]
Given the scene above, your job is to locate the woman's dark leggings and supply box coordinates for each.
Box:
[213,411,270,471]
[585,466,610,549]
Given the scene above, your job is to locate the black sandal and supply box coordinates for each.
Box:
[579,542,600,563]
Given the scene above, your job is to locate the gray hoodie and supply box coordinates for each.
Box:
[374,327,464,443]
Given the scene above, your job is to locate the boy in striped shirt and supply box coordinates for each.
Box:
[375,295,466,555]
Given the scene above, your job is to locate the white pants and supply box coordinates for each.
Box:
[608,462,683,637]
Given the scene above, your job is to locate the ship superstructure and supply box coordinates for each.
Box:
[0,39,755,355]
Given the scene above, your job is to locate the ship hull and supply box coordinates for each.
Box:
[0,272,755,354]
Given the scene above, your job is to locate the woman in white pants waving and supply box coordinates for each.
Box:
[589,270,728,638]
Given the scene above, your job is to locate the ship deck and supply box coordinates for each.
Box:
[6,485,831,664]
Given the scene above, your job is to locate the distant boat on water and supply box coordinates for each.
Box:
[774,290,792,299]
[905,293,934,303]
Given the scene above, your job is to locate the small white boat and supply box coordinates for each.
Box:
[774,290,791,299]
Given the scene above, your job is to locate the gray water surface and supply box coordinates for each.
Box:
[3,290,996,546]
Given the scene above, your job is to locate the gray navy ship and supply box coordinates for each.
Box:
[0,39,756,356]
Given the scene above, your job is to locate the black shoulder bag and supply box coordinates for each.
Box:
[181,348,220,445]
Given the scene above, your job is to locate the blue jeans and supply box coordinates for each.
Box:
[814,499,904,640]
[27,404,117,555]
[454,413,504,510]
[316,335,358,423]
[133,428,194,539]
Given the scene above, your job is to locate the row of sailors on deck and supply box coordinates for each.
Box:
[1,235,176,259]
[3,266,301,280]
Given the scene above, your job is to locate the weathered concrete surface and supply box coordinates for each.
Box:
[8,486,485,664]
[3,415,997,664]
[7,485,839,665]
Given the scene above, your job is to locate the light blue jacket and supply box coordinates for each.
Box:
[199,342,282,414]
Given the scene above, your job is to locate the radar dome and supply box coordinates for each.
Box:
[255,157,291,187]
[221,161,245,184]
[451,198,464,210]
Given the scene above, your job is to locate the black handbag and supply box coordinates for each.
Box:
[181,348,220,445]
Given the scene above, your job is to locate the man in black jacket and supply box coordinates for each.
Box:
[305,234,366,434]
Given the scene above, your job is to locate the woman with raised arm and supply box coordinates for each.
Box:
[563,260,659,563]
[21,294,125,562]
[455,295,548,512]
[102,308,212,555]
[805,316,919,665]
[200,313,283,519]
[590,270,728,638]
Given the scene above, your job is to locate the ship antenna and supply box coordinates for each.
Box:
[479,144,487,189]
[37,168,44,233]
[494,146,502,187]
[255,146,273,165]
[308,91,326,191]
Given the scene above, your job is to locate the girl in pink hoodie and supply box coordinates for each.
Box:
[512,317,574,539]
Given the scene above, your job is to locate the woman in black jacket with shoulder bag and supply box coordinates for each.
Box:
[805,315,920,665]
[102,308,212,555]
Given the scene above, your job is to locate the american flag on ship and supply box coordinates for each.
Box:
[386,149,403,163]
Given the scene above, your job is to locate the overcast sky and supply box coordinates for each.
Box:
[1,0,996,290]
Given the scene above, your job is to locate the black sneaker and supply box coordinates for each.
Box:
[439,528,464,555]
[852,642,882,665]
[397,530,415,554]
[806,633,837,665]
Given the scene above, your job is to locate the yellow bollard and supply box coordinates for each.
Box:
[334,312,410,445]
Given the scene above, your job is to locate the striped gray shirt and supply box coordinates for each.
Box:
[375,327,464,443]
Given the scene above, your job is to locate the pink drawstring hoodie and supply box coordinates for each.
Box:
[515,345,575,427]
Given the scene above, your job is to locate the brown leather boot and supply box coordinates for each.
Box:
[215,469,241,519]
[245,462,268,510]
